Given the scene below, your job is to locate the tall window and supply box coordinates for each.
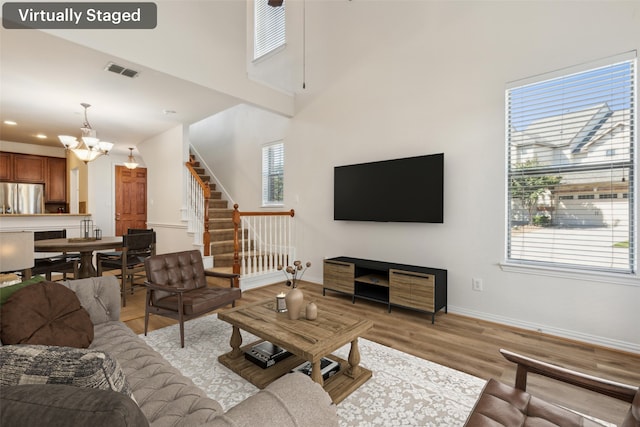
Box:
[254,0,285,60]
[506,54,636,274]
[262,141,284,206]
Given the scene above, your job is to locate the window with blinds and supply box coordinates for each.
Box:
[262,141,284,206]
[254,0,285,60]
[506,54,636,274]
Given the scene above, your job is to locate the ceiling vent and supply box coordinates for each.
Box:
[104,62,139,78]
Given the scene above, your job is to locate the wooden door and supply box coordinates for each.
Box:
[115,166,147,236]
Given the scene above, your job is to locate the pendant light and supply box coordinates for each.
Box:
[58,103,113,163]
[124,147,138,170]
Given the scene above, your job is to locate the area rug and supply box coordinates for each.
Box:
[140,314,486,426]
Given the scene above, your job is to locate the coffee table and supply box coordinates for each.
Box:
[217,298,373,403]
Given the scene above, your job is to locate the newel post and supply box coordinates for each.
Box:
[232,204,241,287]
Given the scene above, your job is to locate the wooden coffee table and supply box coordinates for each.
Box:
[217,298,373,403]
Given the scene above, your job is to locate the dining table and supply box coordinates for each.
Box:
[33,236,123,279]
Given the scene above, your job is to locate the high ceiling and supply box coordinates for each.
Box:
[0,27,242,155]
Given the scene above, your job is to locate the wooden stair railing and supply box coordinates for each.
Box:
[185,161,211,256]
[232,204,295,287]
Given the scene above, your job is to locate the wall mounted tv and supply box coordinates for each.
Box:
[334,153,443,223]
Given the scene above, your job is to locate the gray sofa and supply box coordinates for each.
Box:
[1,276,338,427]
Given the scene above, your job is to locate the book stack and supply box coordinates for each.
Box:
[244,341,292,369]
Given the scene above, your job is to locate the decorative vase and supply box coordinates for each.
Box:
[285,287,304,320]
[305,302,318,320]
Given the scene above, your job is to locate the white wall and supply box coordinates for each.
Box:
[138,125,194,254]
[195,1,640,352]
[189,103,290,211]
[86,151,147,235]
[45,0,294,116]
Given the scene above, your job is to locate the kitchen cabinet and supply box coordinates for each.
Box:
[13,154,46,183]
[46,157,66,202]
[0,152,67,205]
[0,152,11,180]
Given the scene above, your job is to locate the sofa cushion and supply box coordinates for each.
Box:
[0,275,45,305]
[0,345,134,400]
[0,281,93,347]
[0,384,148,427]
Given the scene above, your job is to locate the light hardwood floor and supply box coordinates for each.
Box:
[122,278,639,425]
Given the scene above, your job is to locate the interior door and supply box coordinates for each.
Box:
[115,166,147,236]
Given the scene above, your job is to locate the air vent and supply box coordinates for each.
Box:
[104,62,139,78]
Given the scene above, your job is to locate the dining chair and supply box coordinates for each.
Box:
[96,231,156,306]
[144,250,241,348]
[30,230,79,281]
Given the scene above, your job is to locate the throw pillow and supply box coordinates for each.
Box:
[0,384,149,427]
[0,281,93,347]
[0,345,134,400]
[0,275,45,305]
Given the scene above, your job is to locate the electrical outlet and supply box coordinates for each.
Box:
[472,277,483,291]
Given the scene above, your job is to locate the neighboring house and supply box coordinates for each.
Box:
[510,104,630,227]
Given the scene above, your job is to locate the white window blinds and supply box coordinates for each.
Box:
[506,54,636,274]
[254,0,285,60]
[262,142,284,206]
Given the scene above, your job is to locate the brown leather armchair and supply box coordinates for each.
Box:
[143,250,241,348]
[465,349,639,426]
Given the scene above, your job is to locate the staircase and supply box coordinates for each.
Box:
[186,153,295,289]
[188,155,236,267]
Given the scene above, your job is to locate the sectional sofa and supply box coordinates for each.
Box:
[0,276,338,426]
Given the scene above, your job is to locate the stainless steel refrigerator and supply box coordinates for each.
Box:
[0,182,44,214]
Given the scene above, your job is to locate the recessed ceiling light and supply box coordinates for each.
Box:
[3,120,17,126]
[163,109,177,115]
[36,133,47,139]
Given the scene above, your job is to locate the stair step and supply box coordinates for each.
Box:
[192,167,205,174]
[210,228,244,241]
[199,174,211,183]
[209,199,228,209]
[210,208,233,219]
[210,218,234,230]
[211,239,254,255]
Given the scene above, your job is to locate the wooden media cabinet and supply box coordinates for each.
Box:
[323,257,447,323]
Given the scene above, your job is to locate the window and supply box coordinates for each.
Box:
[262,141,284,206]
[254,0,285,60]
[506,54,636,275]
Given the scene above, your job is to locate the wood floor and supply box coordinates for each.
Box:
[122,278,639,425]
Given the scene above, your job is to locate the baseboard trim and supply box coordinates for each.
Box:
[448,305,640,354]
[239,271,283,291]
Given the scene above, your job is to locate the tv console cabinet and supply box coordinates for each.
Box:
[323,257,447,323]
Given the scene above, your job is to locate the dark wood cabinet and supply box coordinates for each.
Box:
[323,257,447,323]
[0,152,12,180]
[12,153,46,183]
[46,157,66,202]
[1,152,67,205]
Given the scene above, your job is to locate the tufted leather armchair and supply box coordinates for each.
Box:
[464,349,639,426]
[143,250,241,348]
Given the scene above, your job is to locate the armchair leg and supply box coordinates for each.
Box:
[144,290,151,336]
[120,275,127,307]
[178,294,185,348]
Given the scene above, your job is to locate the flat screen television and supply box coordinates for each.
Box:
[334,153,443,223]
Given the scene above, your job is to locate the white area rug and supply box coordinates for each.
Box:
[140,314,486,426]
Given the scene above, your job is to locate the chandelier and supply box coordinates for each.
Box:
[124,147,138,170]
[58,103,113,163]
